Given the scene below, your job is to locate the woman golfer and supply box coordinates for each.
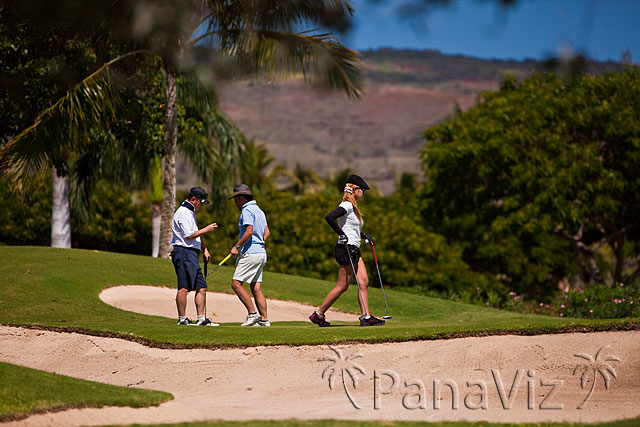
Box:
[309,175,385,327]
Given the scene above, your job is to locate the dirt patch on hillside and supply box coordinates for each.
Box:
[1,325,639,426]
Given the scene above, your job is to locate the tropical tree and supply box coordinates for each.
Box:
[2,0,364,258]
[145,0,364,258]
[420,70,640,297]
[237,139,281,195]
[0,3,135,248]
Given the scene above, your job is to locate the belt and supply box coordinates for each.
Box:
[173,245,200,253]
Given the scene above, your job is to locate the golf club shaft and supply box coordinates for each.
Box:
[205,253,232,278]
[371,245,390,316]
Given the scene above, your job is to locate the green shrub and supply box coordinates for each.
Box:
[199,190,491,295]
[72,182,151,255]
[559,282,640,319]
[0,177,52,246]
[0,178,150,254]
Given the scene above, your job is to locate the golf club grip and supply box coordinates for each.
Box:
[219,253,232,265]
[371,244,378,263]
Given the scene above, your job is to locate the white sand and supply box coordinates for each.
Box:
[1,285,638,426]
[98,285,356,323]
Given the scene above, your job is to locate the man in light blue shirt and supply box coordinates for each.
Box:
[229,184,271,327]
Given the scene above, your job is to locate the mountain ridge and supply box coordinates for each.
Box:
[180,48,625,194]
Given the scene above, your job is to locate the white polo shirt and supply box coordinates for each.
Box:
[337,201,363,247]
[171,201,201,250]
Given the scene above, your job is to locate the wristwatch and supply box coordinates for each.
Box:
[234,244,241,250]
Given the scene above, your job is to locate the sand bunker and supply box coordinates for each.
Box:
[99,285,356,323]
[1,286,639,425]
[1,327,639,426]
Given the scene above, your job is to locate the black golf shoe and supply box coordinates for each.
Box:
[309,311,331,327]
[359,315,385,326]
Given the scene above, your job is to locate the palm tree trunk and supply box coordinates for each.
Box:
[51,166,71,248]
[151,155,164,257]
[158,64,179,258]
[151,202,162,257]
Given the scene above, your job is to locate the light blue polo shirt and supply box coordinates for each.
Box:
[238,200,267,255]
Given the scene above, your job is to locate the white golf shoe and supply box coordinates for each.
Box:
[241,313,261,327]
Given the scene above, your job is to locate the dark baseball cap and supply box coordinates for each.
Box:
[347,175,370,191]
[187,186,211,205]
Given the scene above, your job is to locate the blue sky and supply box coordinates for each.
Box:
[342,0,639,62]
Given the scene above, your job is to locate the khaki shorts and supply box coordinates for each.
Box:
[233,252,267,283]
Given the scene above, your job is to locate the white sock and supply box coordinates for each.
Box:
[179,316,187,321]
[197,315,205,322]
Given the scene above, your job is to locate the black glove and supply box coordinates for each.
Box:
[361,232,374,246]
[338,234,348,245]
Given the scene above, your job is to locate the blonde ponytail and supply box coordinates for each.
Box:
[342,183,363,222]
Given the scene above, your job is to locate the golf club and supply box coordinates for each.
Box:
[206,253,232,279]
[203,257,208,322]
[370,243,392,319]
[189,253,231,327]
[344,241,368,317]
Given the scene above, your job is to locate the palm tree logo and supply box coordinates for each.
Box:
[319,346,367,409]
[572,345,621,409]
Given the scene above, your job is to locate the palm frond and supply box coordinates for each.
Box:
[69,127,158,220]
[0,50,146,185]
[228,29,364,99]
[178,107,246,206]
[178,67,217,112]
[200,0,354,39]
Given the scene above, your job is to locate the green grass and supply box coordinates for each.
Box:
[1,246,638,349]
[0,362,172,422]
[1,246,639,425]
[106,418,640,427]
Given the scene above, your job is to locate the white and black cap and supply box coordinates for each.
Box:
[188,186,211,205]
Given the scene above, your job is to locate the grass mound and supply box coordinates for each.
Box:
[0,246,638,348]
[0,362,172,422]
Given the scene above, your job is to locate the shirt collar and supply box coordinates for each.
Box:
[181,200,195,212]
[242,200,257,209]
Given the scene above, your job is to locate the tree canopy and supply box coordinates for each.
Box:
[420,69,640,297]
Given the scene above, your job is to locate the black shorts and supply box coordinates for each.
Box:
[335,244,361,268]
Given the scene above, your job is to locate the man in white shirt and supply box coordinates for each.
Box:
[170,186,218,326]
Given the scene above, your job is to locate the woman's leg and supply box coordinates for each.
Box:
[318,266,352,315]
[355,257,370,315]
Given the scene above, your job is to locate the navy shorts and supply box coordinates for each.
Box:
[170,246,207,291]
